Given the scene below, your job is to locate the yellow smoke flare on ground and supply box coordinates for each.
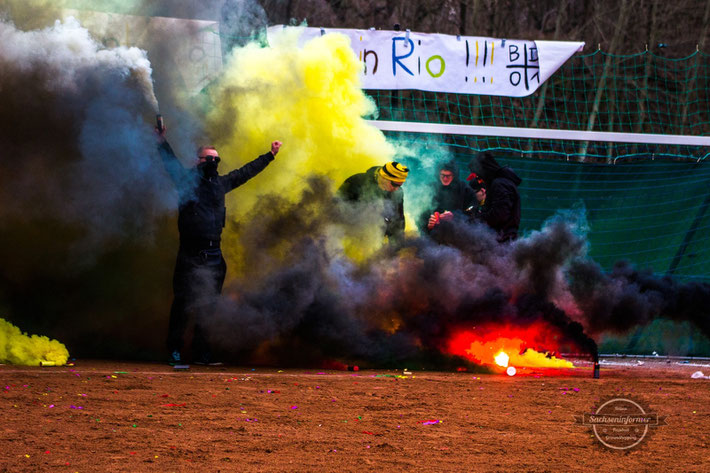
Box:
[0,318,69,366]
[207,29,397,268]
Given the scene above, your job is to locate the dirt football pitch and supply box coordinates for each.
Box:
[1,358,709,472]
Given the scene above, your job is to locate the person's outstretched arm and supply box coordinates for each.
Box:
[222,141,282,192]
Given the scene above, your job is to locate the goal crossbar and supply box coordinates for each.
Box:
[367,120,710,147]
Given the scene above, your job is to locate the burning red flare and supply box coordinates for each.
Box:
[447,322,574,370]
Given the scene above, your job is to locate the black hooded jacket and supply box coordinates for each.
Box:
[419,159,476,233]
[469,152,522,242]
[159,140,274,250]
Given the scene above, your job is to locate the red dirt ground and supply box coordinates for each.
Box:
[1,358,709,472]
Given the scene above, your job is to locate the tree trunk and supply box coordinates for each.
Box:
[527,1,567,155]
[577,0,634,161]
[679,0,710,135]
[627,0,658,158]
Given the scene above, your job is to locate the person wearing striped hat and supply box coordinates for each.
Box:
[338,161,409,246]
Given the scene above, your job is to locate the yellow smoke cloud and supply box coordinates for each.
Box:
[0,318,69,366]
[206,28,398,269]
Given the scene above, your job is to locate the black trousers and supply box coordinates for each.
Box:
[166,247,226,358]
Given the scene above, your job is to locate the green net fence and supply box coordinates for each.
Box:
[364,50,710,285]
[366,50,710,354]
[367,50,710,162]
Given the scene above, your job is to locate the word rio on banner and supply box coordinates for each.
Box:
[267,26,584,98]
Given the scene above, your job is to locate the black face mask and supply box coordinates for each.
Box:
[197,157,219,178]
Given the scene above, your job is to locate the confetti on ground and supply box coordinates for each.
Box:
[418,419,441,425]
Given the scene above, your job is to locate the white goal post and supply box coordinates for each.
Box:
[367,120,710,148]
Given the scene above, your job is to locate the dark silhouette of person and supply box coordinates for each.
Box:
[156,122,282,365]
[467,152,521,242]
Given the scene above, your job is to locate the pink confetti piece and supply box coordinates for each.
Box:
[418,419,440,425]
[290,405,298,409]
[69,405,83,409]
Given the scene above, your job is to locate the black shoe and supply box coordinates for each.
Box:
[194,354,223,366]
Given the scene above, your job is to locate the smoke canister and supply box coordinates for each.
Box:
[39,361,56,367]
[593,362,600,379]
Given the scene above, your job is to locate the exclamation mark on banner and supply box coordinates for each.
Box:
[465,39,469,82]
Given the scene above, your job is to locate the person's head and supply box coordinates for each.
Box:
[196,145,220,165]
[468,151,501,184]
[437,158,459,187]
[439,169,454,186]
[467,172,486,203]
[377,161,409,192]
[195,145,220,177]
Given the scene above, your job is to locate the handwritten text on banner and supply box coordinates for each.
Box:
[267,26,584,97]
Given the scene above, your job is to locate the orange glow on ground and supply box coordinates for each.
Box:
[448,323,575,371]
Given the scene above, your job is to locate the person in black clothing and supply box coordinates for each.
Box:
[464,172,486,221]
[467,151,521,242]
[156,123,282,365]
[420,159,476,235]
[338,161,409,246]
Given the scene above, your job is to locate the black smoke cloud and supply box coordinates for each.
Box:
[0,17,178,356]
[567,259,710,341]
[205,177,710,367]
[1,8,708,365]
[0,18,166,247]
[205,178,601,367]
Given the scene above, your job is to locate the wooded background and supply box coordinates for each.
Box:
[257,0,710,57]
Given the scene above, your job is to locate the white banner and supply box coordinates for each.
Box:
[268,26,584,97]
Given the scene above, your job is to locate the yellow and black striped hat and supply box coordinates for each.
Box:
[379,161,409,184]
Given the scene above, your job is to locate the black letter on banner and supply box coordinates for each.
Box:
[506,44,540,91]
[510,71,521,86]
[508,44,519,62]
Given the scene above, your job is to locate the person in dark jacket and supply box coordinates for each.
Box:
[464,172,486,221]
[420,158,476,234]
[338,161,409,246]
[467,151,521,242]
[156,123,282,365]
